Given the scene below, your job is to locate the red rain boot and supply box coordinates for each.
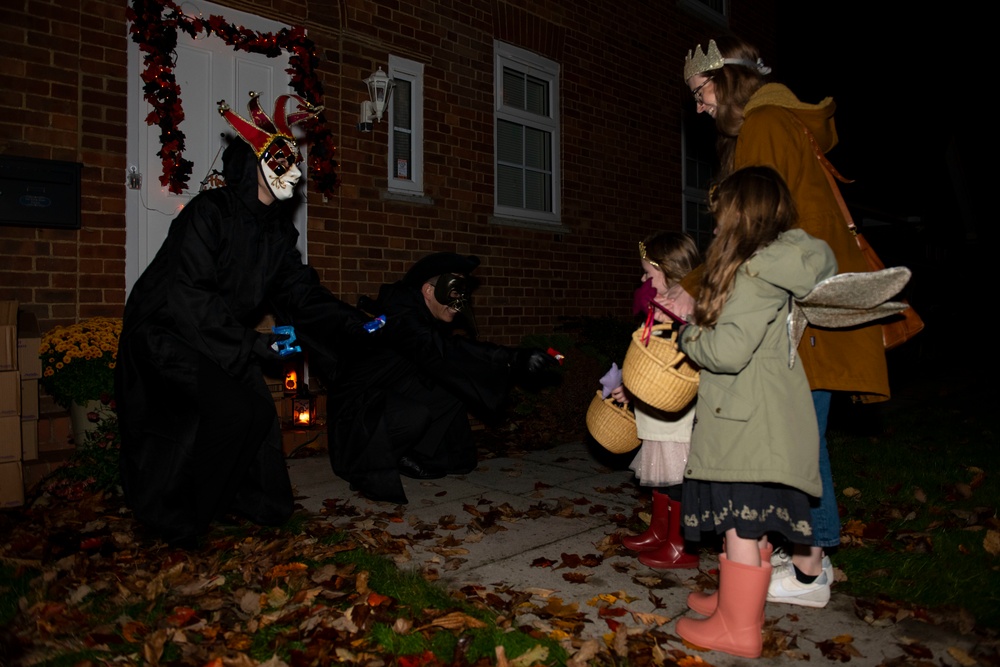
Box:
[675,554,772,659]
[622,490,670,552]
[688,543,772,616]
[637,498,699,569]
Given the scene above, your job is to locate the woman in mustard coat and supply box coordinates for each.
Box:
[681,35,890,610]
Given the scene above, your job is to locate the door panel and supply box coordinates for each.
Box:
[126,3,307,295]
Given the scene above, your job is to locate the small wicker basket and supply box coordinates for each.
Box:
[586,390,640,454]
[622,323,699,413]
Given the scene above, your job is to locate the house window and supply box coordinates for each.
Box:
[494,41,560,224]
[388,55,424,195]
[677,0,729,28]
[682,113,719,253]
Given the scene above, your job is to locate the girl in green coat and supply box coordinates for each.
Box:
[673,167,836,659]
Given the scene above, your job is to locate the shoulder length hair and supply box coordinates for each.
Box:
[694,166,797,327]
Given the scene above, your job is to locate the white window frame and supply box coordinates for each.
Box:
[387,55,424,195]
[493,40,561,225]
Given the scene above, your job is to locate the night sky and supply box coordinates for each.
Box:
[774,5,973,231]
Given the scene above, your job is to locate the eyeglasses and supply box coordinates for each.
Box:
[691,77,713,104]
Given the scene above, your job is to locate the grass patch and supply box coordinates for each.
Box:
[1,501,566,667]
[332,548,566,664]
[828,373,1000,629]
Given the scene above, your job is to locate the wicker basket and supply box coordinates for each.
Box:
[621,324,699,413]
[586,390,640,454]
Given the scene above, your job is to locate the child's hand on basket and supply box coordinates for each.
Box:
[610,384,629,404]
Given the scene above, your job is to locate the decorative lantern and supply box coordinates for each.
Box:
[292,394,315,426]
[357,66,396,132]
[284,366,298,395]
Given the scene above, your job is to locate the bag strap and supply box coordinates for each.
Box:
[791,115,860,236]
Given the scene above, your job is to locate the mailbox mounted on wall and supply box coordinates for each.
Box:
[0,155,82,230]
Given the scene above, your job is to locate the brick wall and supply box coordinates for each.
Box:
[1,0,128,325]
[0,0,775,347]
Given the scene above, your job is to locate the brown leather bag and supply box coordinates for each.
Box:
[798,120,924,350]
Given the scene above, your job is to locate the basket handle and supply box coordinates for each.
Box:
[594,390,633,415]
[640,309,682,347]
[605,396,632,415]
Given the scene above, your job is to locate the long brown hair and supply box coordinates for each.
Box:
[694,166,797,327]
[696,36,769,175]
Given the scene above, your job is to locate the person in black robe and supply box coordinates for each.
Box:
[116,93,367,545]
[327,252,555,504]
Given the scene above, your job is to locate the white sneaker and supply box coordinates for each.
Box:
[766,563,831,608]
[770,552,834,585]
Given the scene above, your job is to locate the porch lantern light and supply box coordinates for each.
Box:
[292,394,316,427]
[357,66,396,132]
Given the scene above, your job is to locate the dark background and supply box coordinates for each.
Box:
[771,6,984,372]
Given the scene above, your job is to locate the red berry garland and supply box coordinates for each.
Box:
[126,0,339,196]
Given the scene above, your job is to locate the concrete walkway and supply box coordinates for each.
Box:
[288,441,984,666]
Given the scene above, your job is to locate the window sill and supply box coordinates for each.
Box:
[380,189,435,206]
[489,215,570,234]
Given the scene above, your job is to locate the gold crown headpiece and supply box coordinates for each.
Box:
[683,39,772,81]
[638,241,661,269]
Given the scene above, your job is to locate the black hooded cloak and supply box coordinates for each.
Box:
[116,140,364,543]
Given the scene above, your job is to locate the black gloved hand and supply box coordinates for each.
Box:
[252,331,291,363]
[515,347,559,375]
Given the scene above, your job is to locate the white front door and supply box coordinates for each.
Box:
[125,2,309,295]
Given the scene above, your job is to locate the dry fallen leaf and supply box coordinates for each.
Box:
[562,572,592,584]
[630,611,671,626]
[947,646,978,666]
[416,611,487,631]
[817,634,864,661]
[355,570,370,594]
[984,529,1000,556]
[569,638,601,665]
[510,644,550,667]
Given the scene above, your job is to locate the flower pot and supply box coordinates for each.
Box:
[70,399,104,446]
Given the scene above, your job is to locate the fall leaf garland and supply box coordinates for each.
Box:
[125,0,339,196]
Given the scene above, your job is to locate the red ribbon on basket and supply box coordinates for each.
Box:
[641,300,688,347]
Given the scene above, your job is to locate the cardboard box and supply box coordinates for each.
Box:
[0,461,25,508]
[1,415,21,462]
[17,310,41,379]
[21,419,37,460]
[20,378,38,420]
[0,371,20,417]
[0,300,16,372]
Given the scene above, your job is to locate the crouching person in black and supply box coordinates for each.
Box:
[327,252,556,503]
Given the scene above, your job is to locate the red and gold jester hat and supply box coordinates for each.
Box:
[217,92,323,175]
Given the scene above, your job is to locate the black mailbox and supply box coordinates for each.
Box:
[0,155,83,230]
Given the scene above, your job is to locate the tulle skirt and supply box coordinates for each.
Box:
[629,439,690,487]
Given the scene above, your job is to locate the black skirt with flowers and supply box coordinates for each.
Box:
[680,480,814,545]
